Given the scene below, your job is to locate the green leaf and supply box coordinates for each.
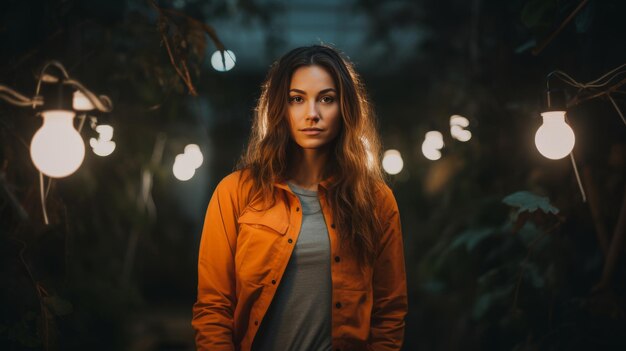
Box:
[502,191,559,218]
[43,296,74,316]
[451,227,496,252]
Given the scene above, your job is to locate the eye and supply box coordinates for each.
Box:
[320,96,335,104]
[289,96,304,103]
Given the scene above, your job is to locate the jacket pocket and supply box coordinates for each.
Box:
[237,206,289,235]
[235,207,289,284]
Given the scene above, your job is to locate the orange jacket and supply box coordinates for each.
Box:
[192,170,407,351]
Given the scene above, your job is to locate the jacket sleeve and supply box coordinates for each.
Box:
[368,185,408,351]
[192,174,242,351]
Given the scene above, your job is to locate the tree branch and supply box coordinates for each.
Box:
[532,0,589,56]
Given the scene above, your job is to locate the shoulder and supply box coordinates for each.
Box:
[215,169,250,190]
[212,169,254,206]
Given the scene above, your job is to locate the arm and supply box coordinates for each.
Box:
[368,186,408,351]
[192,174,242,351]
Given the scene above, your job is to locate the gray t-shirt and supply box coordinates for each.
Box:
[251,183,333,351]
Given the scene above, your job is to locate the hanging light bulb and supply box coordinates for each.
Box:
[535,89,575,160]
[382,149,404,175]
[535,111,575,159]
[210,50,236,72]
[30,110,85,178]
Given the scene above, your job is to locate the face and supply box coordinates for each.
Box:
[287,65,341,151]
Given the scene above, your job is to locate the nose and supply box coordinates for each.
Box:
[306,100,320,122]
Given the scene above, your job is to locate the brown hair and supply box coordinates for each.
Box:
[238,45,385,266]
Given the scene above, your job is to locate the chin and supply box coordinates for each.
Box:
[296,140,330,149]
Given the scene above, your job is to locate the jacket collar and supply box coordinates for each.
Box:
[273,175,336,193]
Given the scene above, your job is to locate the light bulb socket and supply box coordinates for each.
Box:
[40,81,74,112]
[543,89,566,112]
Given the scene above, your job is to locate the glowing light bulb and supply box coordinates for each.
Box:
[535,111,575,160]
[73,90,94,111]
[210,50,236,72]
[184,144,203,169]
[421,142,442,160]
[173,154,196,181]
[424,131,444,149]
[30,110,85,178]
[382,149,403,175]
[89,125,116,157]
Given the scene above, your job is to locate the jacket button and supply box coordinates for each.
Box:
[254,320,259,325]
[335,302,342,309]
[331,223,336,229]
[334,256,340,262]
[296,207,300,212]
[288,238,293,244]
[271,279,276,284]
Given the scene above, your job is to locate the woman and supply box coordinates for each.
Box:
[192,45,407,351]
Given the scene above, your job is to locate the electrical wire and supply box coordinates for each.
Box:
[39,172,49,225]
[569,152,586,203]
[0,85,43,106]
[607,94,626,126]
[548,63,626,90]
[64,79,113,112]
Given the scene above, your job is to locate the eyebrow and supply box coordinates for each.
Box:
[289,88,337,95]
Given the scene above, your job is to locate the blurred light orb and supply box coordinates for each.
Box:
[382,149,404,175]
[422,131,444,160]
[449,115,469,127]
[89,124,116,157]
[211,50,236,72]
[421,142,442,161]
[535,111,575,160]
[173,154,196,181]
[451,125,472,142]
[184,144,204,169]
[450,115,472,142]
[30,110,85,178]
[424,131,444,149]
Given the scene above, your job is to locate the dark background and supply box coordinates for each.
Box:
[1,0,625,350]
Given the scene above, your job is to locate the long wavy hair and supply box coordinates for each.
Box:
[237,45,385,266]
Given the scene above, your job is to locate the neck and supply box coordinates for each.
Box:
[288,147,330,190]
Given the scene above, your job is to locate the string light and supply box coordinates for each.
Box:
[450,115,472,142]
[538,62,626,202]
[89,125,116,157]
[422,131,444,161]
[210,50,236,72]
[0,60,113,223]
[30,110,85,178]
[173,144,204,181]
[382,149,404,175]
[535,111,575,160]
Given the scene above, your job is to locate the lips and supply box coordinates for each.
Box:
[300,128,323,136]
